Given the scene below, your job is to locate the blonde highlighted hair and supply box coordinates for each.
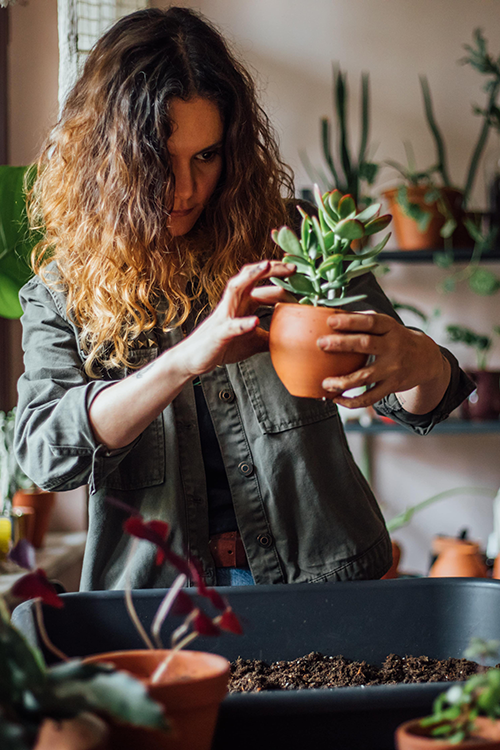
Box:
[29,7,293,375]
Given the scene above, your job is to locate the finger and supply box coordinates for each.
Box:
[222,315,260,339]
[322,364,377,395]
[222,261,294,315]
[250,286,296,305]
[317,332,384,356]
[326,311,395,335]
[331,382,390,409]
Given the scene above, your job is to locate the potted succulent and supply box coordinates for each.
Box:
[446,324,500,420]
[0,408,56,550]
[1,539,168,750]
[384,29,500,259]
[268,185,391,398]
[396,638,500,749]
[23,497,244,750]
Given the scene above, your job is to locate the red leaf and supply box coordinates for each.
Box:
[11,569,64,608]
[170,590,195,616]
[189,558,209,596]
[124,517,169,547]
[219,608,243,635]
[205,588,226,611]
[193,611,220,637]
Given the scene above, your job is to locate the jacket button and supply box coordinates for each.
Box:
[219,389,235,403]
[257,533,273,548]
[238,461,254,476]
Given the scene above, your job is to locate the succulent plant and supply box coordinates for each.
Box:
[270,186,391,307]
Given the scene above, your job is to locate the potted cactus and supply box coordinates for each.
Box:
[268,185,391,398]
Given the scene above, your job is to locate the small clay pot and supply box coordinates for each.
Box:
[269,303,367,399]
[381,540,402,579]
[383,187,467,251]
[35,713,109,750]
[460,371,500,421]
[12,488,56,548]
[396,716,500,749]
[429,539,487,578]
[84,649,229,750]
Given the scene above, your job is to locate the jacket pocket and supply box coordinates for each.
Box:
[238,353,339,434]
[104,347,165,490]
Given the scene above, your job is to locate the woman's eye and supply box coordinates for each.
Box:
[197,150,219,162]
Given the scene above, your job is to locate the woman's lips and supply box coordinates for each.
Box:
[171,208,194,217]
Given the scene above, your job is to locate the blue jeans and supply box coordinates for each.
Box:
[215,567,255,585]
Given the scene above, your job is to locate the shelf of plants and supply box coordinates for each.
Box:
[379,247,500,263]
[344,418,500,435]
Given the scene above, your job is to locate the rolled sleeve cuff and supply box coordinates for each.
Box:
[373,348,476,436]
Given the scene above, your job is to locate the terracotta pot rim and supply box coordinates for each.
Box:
[84,649,230,682]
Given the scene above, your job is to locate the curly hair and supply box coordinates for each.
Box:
[29,6,294,375]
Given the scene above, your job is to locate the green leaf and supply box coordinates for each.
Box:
[321,293,367,307]
[335,218,364,241]
[0,272,23,319]
[338,195,356,219]
[311,216,326,255]
[345,263,378,280]
[313,184,325,212]
[276,227,303,257]
[355,204,381,223]
[327,190,342,216]
[469,268,500,295]
[283,254,312,274]
[433,250,454,268]
[270,277,296,294]
[317,254,344,277]
[358,161,379,185]
[286,275,317,295]
[50,670,168,730]
[300,215,312,251]
[363,215,392,236]
[440,218,457,239]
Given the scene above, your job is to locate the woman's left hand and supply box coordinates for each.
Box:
[317,310,451,414]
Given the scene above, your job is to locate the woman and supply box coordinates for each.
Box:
[15,7,472,590]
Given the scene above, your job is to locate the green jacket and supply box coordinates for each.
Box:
[15,270,473,590]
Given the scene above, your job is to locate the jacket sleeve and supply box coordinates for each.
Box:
[341,270,476,434]
[15,277,138,492]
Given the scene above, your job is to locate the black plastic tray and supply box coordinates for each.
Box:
[13,578,500,750]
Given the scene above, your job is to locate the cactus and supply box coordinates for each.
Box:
[270,186,391,307]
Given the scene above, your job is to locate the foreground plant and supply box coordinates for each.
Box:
[107,497,242,685]
[1,539,167,750]
[270,185,391,307]
[420,638,500,744]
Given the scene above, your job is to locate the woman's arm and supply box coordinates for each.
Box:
[88,260,295,449]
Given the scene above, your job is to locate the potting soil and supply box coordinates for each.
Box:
[229,652,490,692]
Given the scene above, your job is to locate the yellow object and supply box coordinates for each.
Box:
[0,516,12,558]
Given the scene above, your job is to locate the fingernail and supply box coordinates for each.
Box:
[286,263,296,270]
[317,337,328,349]
[258,261,270,270]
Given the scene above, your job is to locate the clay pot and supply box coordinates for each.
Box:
[35,712,110,750]
[460,371,500,421]
[429,539,487,578]
[84,649,229,750]
[269,303,367,399]
[383,187,467,250]
[12,488,56,548]
[381,540,402,579]
[396,716,500,749]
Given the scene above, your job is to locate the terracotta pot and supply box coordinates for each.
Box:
[429,539,487,578]
[12,488,56,548]
[381,540,402,579]
[383,187,467,250]
[269,303,367,399]
[460,371,500,421]
[84,649,229,750]
[396,716,500,749]
[35,712,110,750]
[493,554,500,580]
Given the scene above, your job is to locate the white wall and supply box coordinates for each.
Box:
[10,0,500,571]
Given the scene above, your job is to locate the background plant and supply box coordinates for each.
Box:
[446,323,500,370]
[0,409,34,515]
[300,66,379,208]
[270,186,391,307]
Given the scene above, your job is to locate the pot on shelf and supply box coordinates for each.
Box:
[12,488,56,548]
[269,303,367,399]
[460,370,500,421]
[428,539,487,578]
[381,540,402,579]
[396,716,500,749]
[383,187,467,251]
[83,649,229,750]
[35,712,110,750]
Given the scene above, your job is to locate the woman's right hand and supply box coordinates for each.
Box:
[175,260,296,378]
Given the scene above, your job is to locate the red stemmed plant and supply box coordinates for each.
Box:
[107,497,243,684]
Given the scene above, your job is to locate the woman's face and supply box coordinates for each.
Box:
[167,97,224,237]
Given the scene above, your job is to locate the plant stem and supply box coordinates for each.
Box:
[151,573,187,649]
[463,79,500,207]
[124,538,154,650]
[34,598,69,662]
[150,631,198,685]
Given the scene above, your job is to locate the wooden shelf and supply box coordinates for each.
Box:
[379,248,500,263]
[344,418,500,435]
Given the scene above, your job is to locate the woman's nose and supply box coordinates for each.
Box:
[173,161,194,202]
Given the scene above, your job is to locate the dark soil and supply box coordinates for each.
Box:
[228,652,490,693]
